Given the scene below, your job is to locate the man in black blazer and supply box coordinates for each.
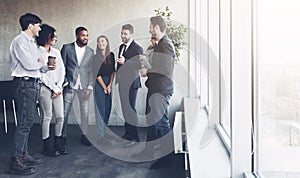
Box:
[132,16,175,169]
[116,24,143,147]
[60,27,94,152]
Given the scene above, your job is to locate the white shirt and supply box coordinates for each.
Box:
[121,38,133,56]
[75,42,86,65]
[73,42,86,90]
[39,46,65,93]
[10,31,48,78]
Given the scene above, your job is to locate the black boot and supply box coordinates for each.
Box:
[54,136,69,155]
[9,157,35,175]
[22,150,43,165]
[42,137,60,157]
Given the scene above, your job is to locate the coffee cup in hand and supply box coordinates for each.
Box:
[48,56,56,67]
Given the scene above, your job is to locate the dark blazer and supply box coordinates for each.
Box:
[145,35,175,96]
[61,42,94,89]
[116,40,143,89]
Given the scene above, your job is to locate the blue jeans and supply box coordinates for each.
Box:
[62,87,89,137]
[12,77,40,157]
[94,76,112,137]
[146,93,171,142]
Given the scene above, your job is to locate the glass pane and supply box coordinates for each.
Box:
[257,0,300,175]
[220,0,231,136]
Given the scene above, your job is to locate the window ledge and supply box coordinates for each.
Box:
[183,97,230,177]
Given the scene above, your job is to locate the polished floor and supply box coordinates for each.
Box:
[0,123,185,178]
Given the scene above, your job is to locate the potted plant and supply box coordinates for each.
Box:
[154,6,187,62]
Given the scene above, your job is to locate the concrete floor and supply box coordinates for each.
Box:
[0,124,184,178]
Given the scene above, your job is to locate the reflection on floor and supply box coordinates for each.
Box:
[0,124,183,178]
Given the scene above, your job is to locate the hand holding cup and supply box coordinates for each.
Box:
[48,56,56,70]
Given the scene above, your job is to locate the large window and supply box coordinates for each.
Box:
[256,0,300,175]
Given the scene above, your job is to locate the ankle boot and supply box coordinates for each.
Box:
[42,137,60,157]
[9,157,35,175]
[21,150,43,165]
[54,136,69,155]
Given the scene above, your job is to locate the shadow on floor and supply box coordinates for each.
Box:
[0,123,184,178]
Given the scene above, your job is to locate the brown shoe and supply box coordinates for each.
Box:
[21,151,43,165]
[9,157,35,175]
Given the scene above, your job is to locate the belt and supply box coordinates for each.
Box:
[14,77,40,82]
[42,82,58,87]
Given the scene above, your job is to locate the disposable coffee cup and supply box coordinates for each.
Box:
[48,56,56,67]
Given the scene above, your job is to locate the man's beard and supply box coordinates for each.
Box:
[76,39,88,46]
[122,37,129,43]
[150,32,157,38]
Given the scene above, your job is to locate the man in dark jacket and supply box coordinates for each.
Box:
[116,24,143,147]
[132,16,175,168]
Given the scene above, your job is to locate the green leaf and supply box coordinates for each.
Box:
[154,6,187,62]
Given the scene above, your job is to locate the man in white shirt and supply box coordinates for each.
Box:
[61,26,94,149]
[9,13,55,175]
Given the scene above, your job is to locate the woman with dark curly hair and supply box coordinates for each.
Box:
[37,24,66,157]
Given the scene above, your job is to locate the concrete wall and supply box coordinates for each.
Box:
[0,0,189,125]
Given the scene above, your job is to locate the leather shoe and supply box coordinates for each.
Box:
[121,134,130,140]
[22,151,43,165]
[9,157,35,175]
[124,138,140,148]
[81,135,92,146]
[42,149,60,157]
